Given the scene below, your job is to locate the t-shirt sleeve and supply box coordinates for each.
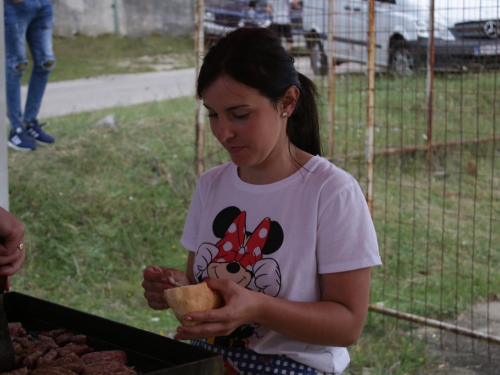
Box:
[316,180,381,274]
[180,178,204,253]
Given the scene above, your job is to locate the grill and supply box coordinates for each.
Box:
[451,20,500,40]
[1,292,224,375]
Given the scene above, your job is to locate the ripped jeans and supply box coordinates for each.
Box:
[4,0,55,131]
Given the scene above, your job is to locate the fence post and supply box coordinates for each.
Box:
[0,0,9,210]
[194,0,205,176]
[365,0,375,215]
[327,0,335,157]
[426,0,435,167]
[112,0,120,36]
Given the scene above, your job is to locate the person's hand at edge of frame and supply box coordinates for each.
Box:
[0,206,27,291]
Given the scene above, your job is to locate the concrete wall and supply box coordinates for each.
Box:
[52,0,194,37]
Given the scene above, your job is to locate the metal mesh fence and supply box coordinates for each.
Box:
[195,0,500,362]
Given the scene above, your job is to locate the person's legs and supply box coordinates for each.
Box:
[4,0,30,132]
[4,0,37,150]
[270,23,282,40]
[23,0,55,124]
[283,24,293,52]
[23,0,55,145]
[270,23,292,52]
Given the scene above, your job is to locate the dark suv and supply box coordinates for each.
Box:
[204,0,271,47]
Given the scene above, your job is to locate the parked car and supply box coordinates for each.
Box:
[203,0,303,46]
[203,0,500,75]
[204,0,271,47]
[302,0,500,75]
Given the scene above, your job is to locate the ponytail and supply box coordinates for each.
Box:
[287,73,322,156]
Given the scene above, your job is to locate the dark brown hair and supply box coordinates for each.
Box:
[197,27,322,156]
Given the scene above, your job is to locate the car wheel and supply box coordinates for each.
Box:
[389,44,414,76]
[310,42,328,76]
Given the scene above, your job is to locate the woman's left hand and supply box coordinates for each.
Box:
[173,278,258,340]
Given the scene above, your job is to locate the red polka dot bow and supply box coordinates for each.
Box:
[214,211,271,270]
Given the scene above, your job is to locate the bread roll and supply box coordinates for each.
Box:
[164,282,223,326]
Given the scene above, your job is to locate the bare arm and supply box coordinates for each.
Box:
[252,268,371,346]
[175,267,372,347]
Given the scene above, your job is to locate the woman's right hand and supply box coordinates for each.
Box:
[142,265,190,310]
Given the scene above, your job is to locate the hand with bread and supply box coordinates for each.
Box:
[164,280,224,327]
[0,206,26,291]
[172,277,257,341]
[142,265,191,310]
[172,268,373,347]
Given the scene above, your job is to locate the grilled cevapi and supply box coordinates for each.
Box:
[1,322,137,375]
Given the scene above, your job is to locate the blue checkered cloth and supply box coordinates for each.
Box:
[191,340,334,375]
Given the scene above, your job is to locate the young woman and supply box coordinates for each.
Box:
[142,27,381,375]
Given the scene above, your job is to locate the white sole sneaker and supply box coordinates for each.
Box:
[8,141,36,151]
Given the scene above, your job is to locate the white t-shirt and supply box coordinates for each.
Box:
[181,156,381,373]
[268,0,293,24]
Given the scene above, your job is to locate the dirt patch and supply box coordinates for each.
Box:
[416,302,500,374]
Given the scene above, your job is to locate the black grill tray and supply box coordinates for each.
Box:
[2,292,223,375]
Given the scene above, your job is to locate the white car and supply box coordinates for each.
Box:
[301,0,500,75]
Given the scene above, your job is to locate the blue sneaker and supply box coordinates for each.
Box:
[25,120,55,145]
[8,128,37,151]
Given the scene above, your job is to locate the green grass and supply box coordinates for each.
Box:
[348,316,436,374]
[22,33,195,83]
[315,70,500,158]
[8,34,500,372]
[314,71,500,322]
[8,97,198,336]
[8,94,447,373]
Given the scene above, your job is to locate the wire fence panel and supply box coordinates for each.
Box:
[195,0,500,363]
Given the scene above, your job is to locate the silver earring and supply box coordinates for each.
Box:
[282,112,287,117]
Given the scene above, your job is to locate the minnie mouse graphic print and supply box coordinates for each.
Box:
[213,210,274,271]
[193,206,284,349]
[195,207,283,297]
[181,156,381,373]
